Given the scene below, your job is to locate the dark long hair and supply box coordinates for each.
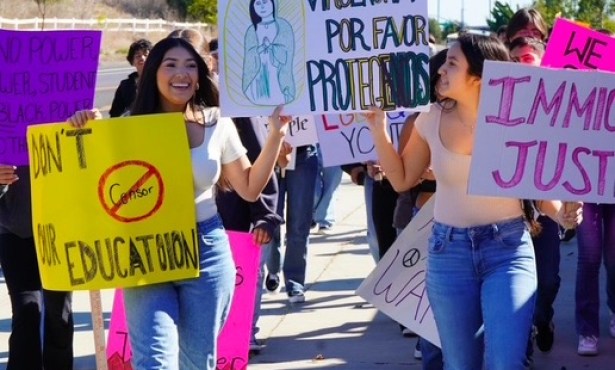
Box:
[456,33,510,79]
[455,34,540,234]
[250,0,276,31]
[506,8,548,43]
[429,48,447,103]
[131,37,219,116]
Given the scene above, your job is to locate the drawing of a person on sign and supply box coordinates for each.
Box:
[242,0,296,105]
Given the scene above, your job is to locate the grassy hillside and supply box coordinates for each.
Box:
[0,0,193,62]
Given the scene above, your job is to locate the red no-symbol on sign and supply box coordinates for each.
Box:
[98,160,165,223]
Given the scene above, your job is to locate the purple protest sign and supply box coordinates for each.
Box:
[0,30,101,165]
[542,18,615,72]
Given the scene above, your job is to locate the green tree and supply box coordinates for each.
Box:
[188,0,217,24]
[486,1,515,32]
[533,0,576,27]
[167,0,191,19]
[33,0,63,30]
[429,18,442,43]
[441,21,461,39]
[576,0,615,28]
[603,18,615,33]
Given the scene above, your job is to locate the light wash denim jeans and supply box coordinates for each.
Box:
[267,145,318,295]
[124,215,236,370]
[427,217,536,370]
[313,145,343,228]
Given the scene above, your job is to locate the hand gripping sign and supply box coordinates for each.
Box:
[27,113,197,290]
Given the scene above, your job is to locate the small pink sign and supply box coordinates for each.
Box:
[216,231,261,370]
[106,289,132,369]
[542,18,615,72]
[106,231,261,370]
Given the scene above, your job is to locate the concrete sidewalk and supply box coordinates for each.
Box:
[1,176,614,369]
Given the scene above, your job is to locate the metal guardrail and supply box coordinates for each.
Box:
[0,17,215,35]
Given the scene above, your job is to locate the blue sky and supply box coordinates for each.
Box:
[428,0,534,27]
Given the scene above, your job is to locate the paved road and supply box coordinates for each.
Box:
[93,62,133,116]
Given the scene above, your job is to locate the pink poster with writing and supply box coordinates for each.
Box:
[542,18,615,72]
[106,289,132,370]
[217,231,261,370]
[106,231,261,370]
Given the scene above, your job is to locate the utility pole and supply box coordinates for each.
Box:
[461,0,465,29]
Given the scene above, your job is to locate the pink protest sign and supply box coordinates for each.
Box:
[217,231,261,370]
[107,290,132,370]
[0,30,101,165]
[542,18,615,72]
[105,231,261,370]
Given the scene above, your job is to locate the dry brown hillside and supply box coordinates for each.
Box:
[0,0,209,62]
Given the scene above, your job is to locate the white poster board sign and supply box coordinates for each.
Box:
[315,111,409,167]
[356,197,440,347]
[218,0,430,117]
[256,115,317,148]
[469,61,615,203]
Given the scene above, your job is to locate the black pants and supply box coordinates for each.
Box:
[0,233,73,370]
[372,179,399,259]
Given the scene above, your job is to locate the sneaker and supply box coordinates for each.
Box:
[610,313,615,338]
[401,326,417,338]
[317,225,333,235]
[265,273,280,292]
[288,291,305,304]
[577,335,598,356]
[249,339,264,352]
[413,340,422,360]
[310,221,318,232]
[535,322,555,353]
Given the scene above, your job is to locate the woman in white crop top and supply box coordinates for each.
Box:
[68,37,289,370]
[366,34,582,370]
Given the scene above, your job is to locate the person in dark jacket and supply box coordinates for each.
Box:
[108,39,153,117]
[216,117,283,353]
[0,165,74,369]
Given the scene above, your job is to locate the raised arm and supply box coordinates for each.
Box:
[223,106,289,202]
[365,107,430,192]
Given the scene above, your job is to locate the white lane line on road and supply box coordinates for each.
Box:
[98,67,133,75]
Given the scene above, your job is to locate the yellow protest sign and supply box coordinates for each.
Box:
[27,114,198,291]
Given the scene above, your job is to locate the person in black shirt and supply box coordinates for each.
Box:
[109,39,152,117]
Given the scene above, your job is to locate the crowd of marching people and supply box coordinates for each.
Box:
[1,3,615,370]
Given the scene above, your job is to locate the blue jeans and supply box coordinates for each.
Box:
[252,241,271,338]
[532,216,561,328]
[267,146,318,294]
[576,203,615,337]
[427,217,536,370]
[364,176,379,262]
[124,215,236,370]
[420,337,444,370]
[313,146,343,228]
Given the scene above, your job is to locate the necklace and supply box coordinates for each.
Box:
[455,108,475,132]
[261,19,275,29]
